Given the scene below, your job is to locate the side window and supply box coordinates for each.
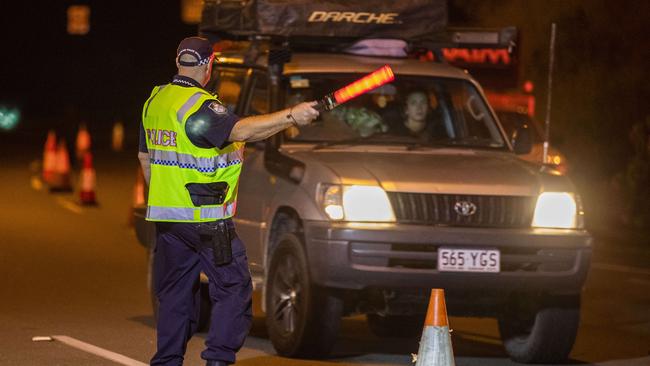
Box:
[246,71,269,116]
[449,82,494,140]
[206,67,247,112]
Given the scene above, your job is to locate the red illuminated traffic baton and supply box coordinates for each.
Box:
[316,65,395,111]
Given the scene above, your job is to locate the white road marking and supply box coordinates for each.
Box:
[592,262,650,276]
[51,335,148,366]
[32,336,53,342]
[55,196,83,214]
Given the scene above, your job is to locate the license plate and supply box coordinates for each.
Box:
[437,248,500,273]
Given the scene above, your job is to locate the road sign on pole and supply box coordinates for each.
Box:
[67,5,90,35]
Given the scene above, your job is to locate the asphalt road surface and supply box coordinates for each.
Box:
[1,143,649,366]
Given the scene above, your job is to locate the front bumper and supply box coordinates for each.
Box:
[303,220,592,295]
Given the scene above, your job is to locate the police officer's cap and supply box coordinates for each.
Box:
[177,37,213,67]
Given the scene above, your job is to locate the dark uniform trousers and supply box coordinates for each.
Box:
[151,222,252,365]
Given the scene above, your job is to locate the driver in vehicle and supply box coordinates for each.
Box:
[390,89,448,142]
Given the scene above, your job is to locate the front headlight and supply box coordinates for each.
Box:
[532,192,582,229]
[319,184,396,222]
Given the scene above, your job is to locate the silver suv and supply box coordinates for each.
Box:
[134,48,592,364]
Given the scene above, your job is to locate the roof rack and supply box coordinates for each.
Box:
[199,0,448,51]
[420,27,517,50]
[198,1,516,64]
[205,27,518,68]
[412,27,517,64]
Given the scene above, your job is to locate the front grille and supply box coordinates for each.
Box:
[387,192,535,228]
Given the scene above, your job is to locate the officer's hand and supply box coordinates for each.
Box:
[289,102,320,126]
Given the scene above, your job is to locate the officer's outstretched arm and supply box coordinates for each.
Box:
[228,102,318,142]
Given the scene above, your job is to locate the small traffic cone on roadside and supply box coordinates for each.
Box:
[134,167,145,206]
[128,167,146,226]
[112,120,124,152]
[49,139,73,192]
[76,123,91,160]
[414,289,455,366]
[42,130,57,184]
[79,152,97,205]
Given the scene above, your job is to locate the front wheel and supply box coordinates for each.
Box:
[265,233,343,358]
[498,294,580,364]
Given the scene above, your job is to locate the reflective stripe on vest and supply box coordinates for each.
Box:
[147,201,236,221]
[149,148,243,173]
[176,91,204,123]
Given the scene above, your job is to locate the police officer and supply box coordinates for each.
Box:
[138,37,319,366]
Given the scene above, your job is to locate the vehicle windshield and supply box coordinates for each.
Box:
[283,74,506,149]
[495,111,544,144]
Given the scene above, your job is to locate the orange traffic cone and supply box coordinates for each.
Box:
[79,152,97,205]
[42,130,57,184]
[112,120,124,152]
[128,167,146,226]
[50,139,72,192]
[134,167,145,206]
[414,289,455,366]
[76,123,91,160]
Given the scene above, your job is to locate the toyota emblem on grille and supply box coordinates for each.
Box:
[454,201,477,216]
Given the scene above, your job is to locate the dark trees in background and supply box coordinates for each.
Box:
[0,1,195,146]
[450,0,650,230]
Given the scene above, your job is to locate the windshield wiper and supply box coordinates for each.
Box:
[430,137,505,150]
[312,136,382,150]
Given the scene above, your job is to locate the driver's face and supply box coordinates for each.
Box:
[405,92,428,124]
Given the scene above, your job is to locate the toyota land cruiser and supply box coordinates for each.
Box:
[133,1,592,363]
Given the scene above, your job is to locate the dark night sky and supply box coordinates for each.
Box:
[1,1,196,144]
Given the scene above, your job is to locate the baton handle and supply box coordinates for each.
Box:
[314,94,337,112]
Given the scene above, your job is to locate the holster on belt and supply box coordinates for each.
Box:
[198,220,232,266]
[189,181,233,266]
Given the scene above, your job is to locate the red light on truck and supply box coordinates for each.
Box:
[524,80,534,93]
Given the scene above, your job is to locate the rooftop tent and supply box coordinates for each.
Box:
[199,0,447,42]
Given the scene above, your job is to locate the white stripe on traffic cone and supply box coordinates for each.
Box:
[414,289,455,366]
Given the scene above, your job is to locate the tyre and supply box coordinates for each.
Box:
[266,233,343,358]
[366,313,425,339]
[148,246,212,332]
[498,294,580,364]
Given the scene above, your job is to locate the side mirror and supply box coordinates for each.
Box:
[263,143,305,184]
[512,125,533,155]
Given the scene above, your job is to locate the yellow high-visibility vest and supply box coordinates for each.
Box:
[142,84,243,222]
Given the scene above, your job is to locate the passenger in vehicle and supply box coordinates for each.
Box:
[390,89,449,141]
[403,90,429,135]
[334,97,387,138]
